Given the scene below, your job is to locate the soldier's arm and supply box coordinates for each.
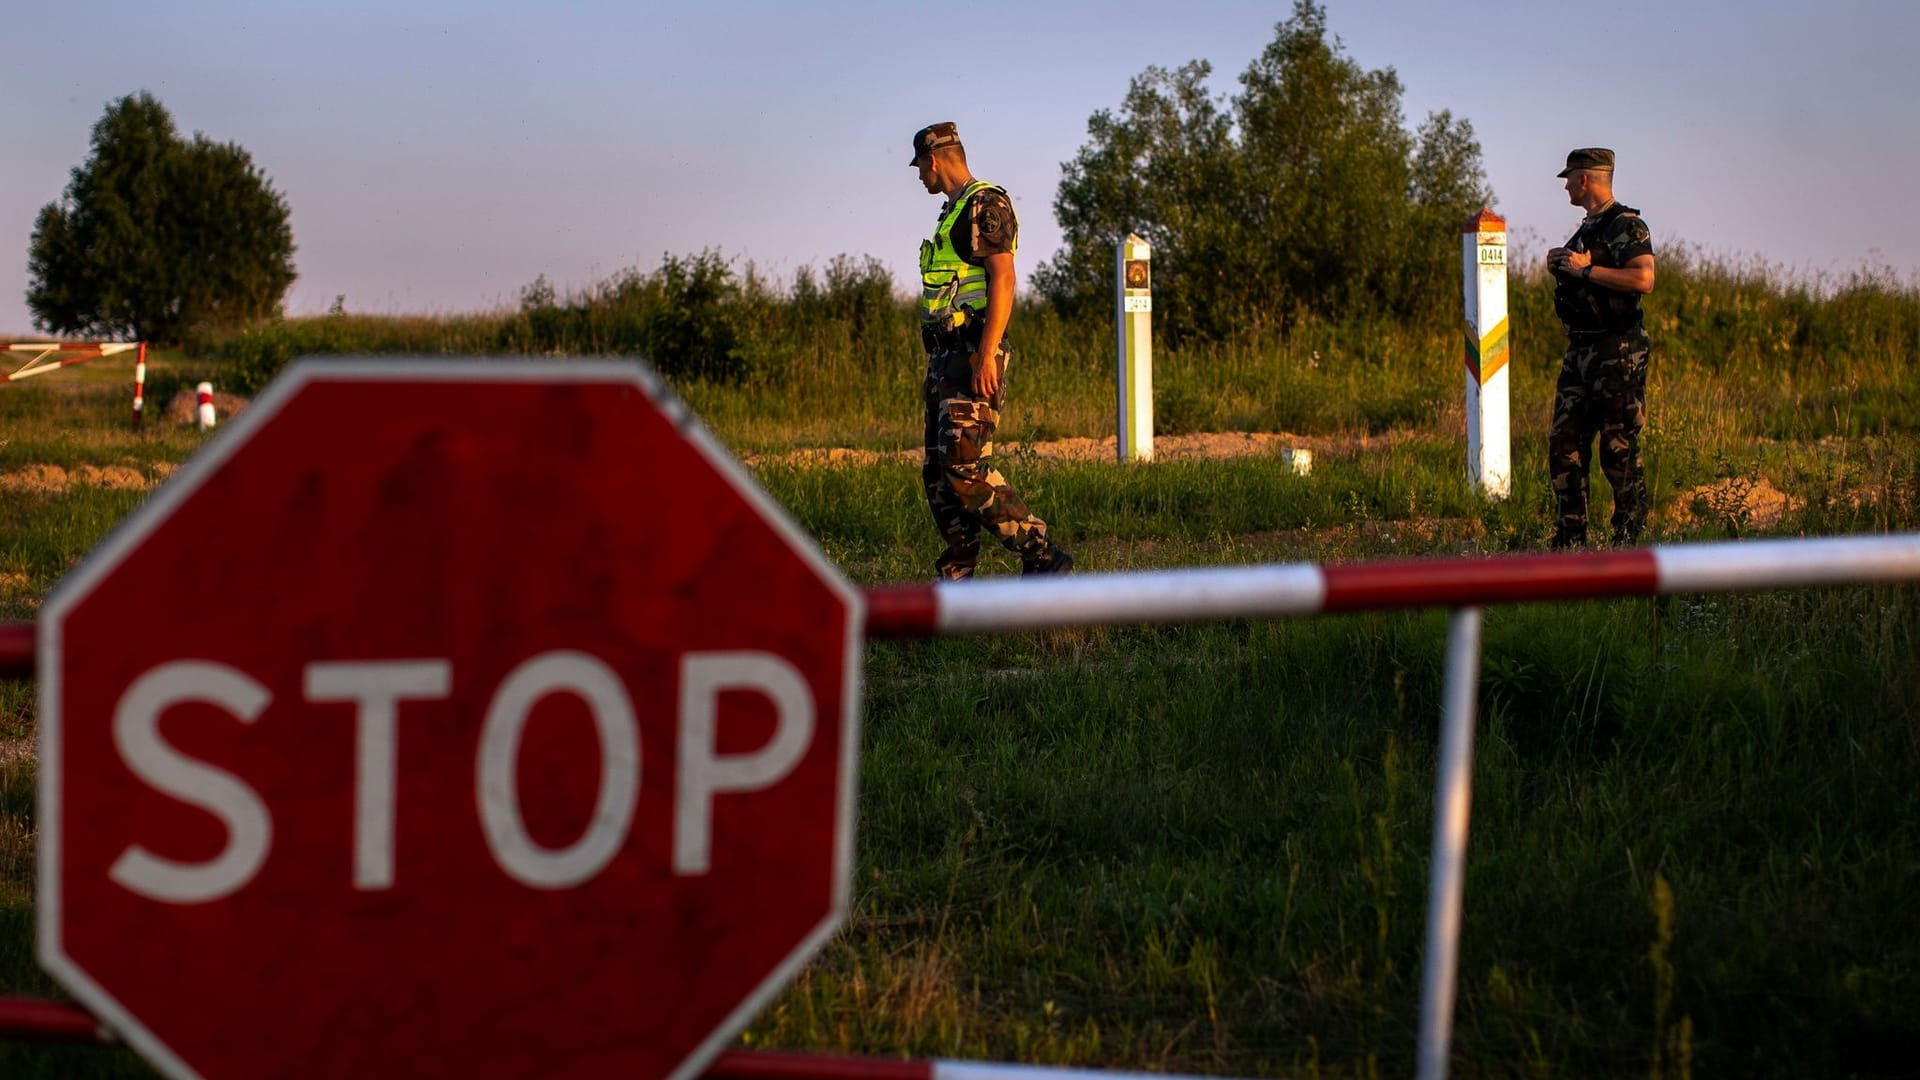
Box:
[972,251,1015,398]
[1583,254,1656,295]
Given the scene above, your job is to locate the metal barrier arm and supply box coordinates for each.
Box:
[7,537,1917,676]
[0,1001,1244,1080]
[865,533,1920,637]
[0,996,111,1042]
[0,342,139,384]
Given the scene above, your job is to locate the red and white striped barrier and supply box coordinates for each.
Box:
[1,341,148,429]
[0,1007,1234,1080]
[3,532,1917,681]
[864,533,1920,637]
[708,1050,1228,1080]
[0,341,141,385]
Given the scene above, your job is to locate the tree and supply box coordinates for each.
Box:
[27,92,296,343]
[1034,2,1491,341]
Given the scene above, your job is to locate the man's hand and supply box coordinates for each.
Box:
[970,349,1002,399]
[1549,247,1590,275]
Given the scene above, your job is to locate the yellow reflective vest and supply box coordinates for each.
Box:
[918,179,1014,329]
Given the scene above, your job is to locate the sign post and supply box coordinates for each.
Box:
[38,359,863,1080]
[1115,234,1153,463]
[1462,209,1511,499]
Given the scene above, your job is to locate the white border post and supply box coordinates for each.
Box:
[1462,211,1510,499]
[1115,234,1153,463]
[1417,605,1485,1080]
[132,343,147,428]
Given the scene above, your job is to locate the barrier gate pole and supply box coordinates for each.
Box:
[1417,606,1485,1080]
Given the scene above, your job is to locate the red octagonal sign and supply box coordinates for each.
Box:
[37,360,864,1079]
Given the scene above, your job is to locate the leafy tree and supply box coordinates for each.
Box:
[1034,2,1491,341]
[27,92,296,343]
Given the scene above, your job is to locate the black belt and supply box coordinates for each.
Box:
[921,324,979,352]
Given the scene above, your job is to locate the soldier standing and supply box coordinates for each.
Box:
[909,122,1072,580]
[1545,147,1658,548]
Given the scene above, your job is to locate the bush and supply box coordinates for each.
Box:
[1034,1,1490,342]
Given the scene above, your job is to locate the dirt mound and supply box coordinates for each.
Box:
[1668,476,1804,531]
[163,387,250,426]
[742,430,1406,469]
[0,463,155,494]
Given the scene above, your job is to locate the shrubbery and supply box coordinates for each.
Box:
[210,250,914,394]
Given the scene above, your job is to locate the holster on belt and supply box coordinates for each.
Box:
[921,309,979,355]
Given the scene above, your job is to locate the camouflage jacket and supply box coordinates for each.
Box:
[1552,202,1654,335]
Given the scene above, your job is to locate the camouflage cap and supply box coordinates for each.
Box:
[1557,147,1615,177]
[910,122,963,165]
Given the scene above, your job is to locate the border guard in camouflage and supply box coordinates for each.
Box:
[1545,147,1658,548]
[909,122,1073,580]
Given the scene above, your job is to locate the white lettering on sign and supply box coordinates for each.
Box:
[674,652,815,875]
[477,651,641,890]
[110,662,274,904]
[106,649,823,901]
[1123,295,1152,313]
[1477,246,1506,266]
[304,660,453,890]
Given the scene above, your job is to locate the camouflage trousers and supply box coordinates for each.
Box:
[1549,331,1650,546]
[921,336,1053,580]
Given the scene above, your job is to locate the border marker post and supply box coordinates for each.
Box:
[1462,210,1511,498]
[195,381,216,430]
[1115,234,1153,463]
[132,343,147,428]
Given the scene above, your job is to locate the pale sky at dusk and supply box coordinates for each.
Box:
[3,0,1915,334]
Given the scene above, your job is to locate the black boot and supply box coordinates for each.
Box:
[1022,544,1075,576]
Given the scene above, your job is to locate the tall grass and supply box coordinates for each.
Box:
[201,247,1920,458]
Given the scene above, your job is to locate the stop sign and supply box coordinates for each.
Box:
[37,359,864,1079]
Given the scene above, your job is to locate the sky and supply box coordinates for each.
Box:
[3,0,1917,335]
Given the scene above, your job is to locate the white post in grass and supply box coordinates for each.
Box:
[1115,234,1153,463]
[1462,209,1511,499]
[1417,605,1486,1080]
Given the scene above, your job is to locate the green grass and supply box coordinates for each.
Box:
[3,256,1919,1077]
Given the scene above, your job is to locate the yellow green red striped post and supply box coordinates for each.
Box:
[1461,209,1511,498]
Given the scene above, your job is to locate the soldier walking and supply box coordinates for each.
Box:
[1546,147,1658,548]
[909,122,1072,580]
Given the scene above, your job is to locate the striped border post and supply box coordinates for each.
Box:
[195,380,216,429]
[132,342,147,428]
[1462,210,1510,499]
[1115,234,1153,463]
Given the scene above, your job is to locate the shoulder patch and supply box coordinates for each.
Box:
[967,190,1018,257]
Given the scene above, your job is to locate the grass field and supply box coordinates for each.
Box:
[1,257,1918,1077]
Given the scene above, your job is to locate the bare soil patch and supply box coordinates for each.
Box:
[743,429,1421,469]
[1667,476,1804,531]
[0,462,157,495]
